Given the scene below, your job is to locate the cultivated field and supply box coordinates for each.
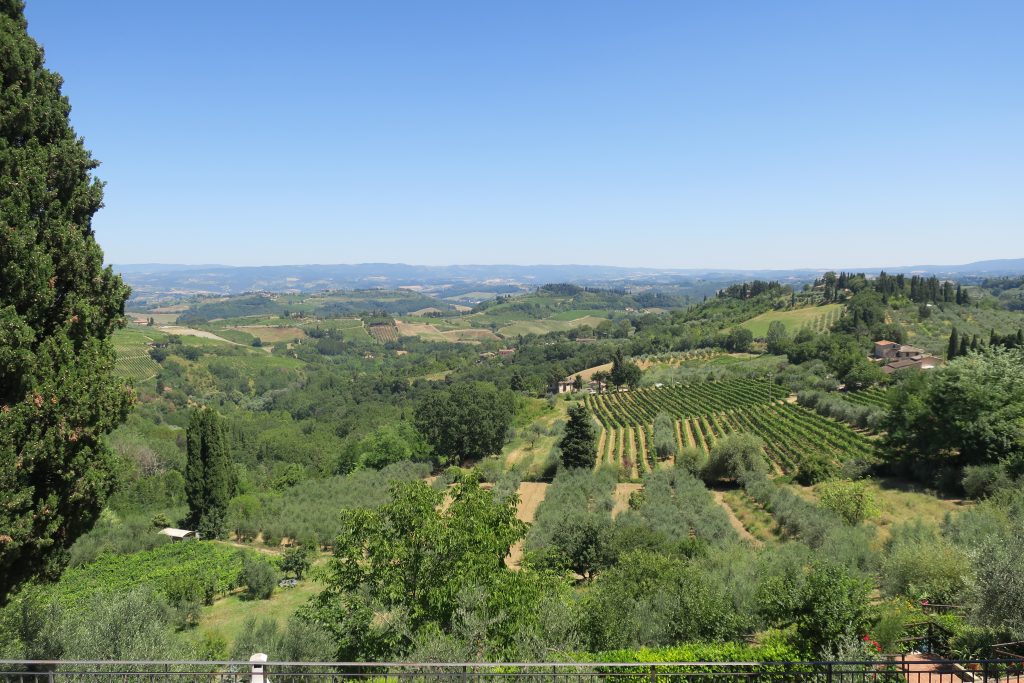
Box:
[367,322,399,343]
[740,304,844,337]
[112,328,164,381]
[585,379,874,482]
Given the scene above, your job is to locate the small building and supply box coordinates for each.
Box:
[498,348,516,358]
[881,354,943,374]
[554,379,575,394]
[159,527,198,541]
[873,340,901,359]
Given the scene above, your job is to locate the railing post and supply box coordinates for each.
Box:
[250,653,268,683]
[649,664,656,683]
[826,662,832,683]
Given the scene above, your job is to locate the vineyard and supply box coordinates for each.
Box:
[585,380,876,482]
[587,379,787,427]
[113,329,162,381]
[367,322,399,343]
[842,386,891,408]
[44,541,249,609]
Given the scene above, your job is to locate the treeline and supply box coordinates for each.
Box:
[718,280,783,300]
[816,271,968,305]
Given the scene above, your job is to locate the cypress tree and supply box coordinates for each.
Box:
[947,328,959,360]
[559,404,597,469]
[959,337,970,357]
[0,1,132,601]
[1017,330,1023,348]
[971,335,980,352]
[186,407,232,538]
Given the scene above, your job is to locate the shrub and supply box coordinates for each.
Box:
[817,479,878,525]
[242,556,278,600]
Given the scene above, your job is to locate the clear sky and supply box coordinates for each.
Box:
[23,1,1024,269]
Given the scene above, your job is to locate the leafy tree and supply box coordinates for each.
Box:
[817,479,878,525]
[652,412,677,460]
[413,382,515,464]
[766,320,790,355]
[559,404,597,469]
[281,545,313,580]
[725,327,754,353]
[357,421,429,469]
[883,348,1024,478]
[0,1,133,602]
[304,480,527,659]
[792,561,871,657]
[241,554,278,600]
[185,407,233,538]
[948,327,960,360]
[610,349,641,388]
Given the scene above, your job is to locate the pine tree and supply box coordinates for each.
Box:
[947,328,959,360]
[0,1,132,602]
[186,407,232,538]
[559,404,597,469]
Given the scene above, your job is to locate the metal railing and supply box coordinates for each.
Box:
[1,659,1023,683]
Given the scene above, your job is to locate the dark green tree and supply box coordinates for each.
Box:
[947,327,960,360]
[413,382,515,465]
[559,404,597,469]
[0,1,133,602]
[609,349,641,388]
[185,407,232,538]
[959,337,969,357]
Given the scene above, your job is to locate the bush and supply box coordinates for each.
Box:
[962,464,1011,499]
[817,479,878,525]
[242,556,278,600]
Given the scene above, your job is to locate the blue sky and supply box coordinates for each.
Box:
[24,1,1024,269]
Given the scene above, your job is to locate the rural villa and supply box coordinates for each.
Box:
[872,340,943,374]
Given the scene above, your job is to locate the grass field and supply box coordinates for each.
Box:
[740,304,844,337]
[197,579,322,645]
[548,309,615,321]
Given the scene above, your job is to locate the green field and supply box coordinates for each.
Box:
[740,304,844,337]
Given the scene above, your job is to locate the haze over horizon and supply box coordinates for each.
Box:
[25,1,1024,269]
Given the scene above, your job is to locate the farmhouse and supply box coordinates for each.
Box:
[553,379,575,394]
[158,527,198,541]
[873,340,926,360]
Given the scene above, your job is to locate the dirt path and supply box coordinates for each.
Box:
[505,482,549,570]
[612,483,643,517]
[712,490,762,547]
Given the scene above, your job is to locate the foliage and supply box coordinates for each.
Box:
[414,382,516,464]
[241,555,278,600]
[303,479,529,659]
[817,479,878,525]
[281,545,313,580]
[559,404,598,469]
[791,561,871,658]
[883,347,1024,487]
[185,407,234,538]
[652,412,677,460]
[0,0,133,601]
[230,615,337,661]
[584,551,746,650]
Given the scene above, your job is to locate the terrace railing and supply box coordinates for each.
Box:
[2,659,1024,683]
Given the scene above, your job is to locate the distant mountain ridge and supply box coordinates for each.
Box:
[115,258,1024,301]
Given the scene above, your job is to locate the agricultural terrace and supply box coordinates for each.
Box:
[367,322,399,343]
[586,380,876,483]
[740,303,844,337]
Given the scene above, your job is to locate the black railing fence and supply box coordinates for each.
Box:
[1,660,1023,683]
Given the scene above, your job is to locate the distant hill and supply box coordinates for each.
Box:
[114,259,1024,302]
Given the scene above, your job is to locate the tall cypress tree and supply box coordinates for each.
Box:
[0,1,132,601]
[185,407,232,538]
[959,337,970,357]
[559,404,597,469]
[947,328,959,360]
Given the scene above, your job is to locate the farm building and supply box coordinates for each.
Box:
[158,527,198,541]
[498,348,515,357]
[881,354,943,374]
[873,340,926,360]
[553,379,575,394]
